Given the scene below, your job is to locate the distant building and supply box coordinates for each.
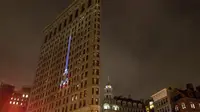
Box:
[0,82,15,112]
[151,83,200,112]
[8,87,31,112]
[151,88,173,112]
[172,83,200,112]
[102,81,145,112]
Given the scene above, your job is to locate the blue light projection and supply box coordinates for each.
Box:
[60,36,72,88]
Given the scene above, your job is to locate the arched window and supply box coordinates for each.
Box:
[175,105,179,111]
[103,103,110,110]
[190,102,195,109]
[181,103,186,109]
[112,105,119,110]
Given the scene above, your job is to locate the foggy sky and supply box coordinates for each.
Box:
[0,0,200,99]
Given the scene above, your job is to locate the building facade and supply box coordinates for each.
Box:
[0,82,15,112]
[102,82,145,112]
[152,84,200,112]
[172,84,200,112]
[28,0,101,112]
[151,88,173,112]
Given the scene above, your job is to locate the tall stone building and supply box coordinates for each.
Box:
[27,0,101,112]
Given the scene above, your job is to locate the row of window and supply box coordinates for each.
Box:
[175,102,200,111]
[44,0,99,44]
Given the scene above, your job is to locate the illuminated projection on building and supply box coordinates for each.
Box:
[60,36,72,88]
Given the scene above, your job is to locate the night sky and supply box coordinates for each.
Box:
[0,0,200,99]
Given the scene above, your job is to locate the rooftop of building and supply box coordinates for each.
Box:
[113,96,143,104]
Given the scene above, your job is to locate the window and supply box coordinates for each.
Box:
[181,103,186,109]
[69,14,73,23]
[59,23,62,31]
[64,19,67,27]
[190,102,195,109]
[83,100,86,106]
[96,88,99,95]
[113,105,119,111]
[92,88,94,94]
[75,9,79,18]
[84,90,87,97]
[91,98,94,104]
[81,4,85,13]
[103,103,110,109]
[95,98,99,104]
[175,105,179,112]
[88,0,92,7]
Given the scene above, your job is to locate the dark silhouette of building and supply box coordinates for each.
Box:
[0,82,15,112]
[8,86,31,112]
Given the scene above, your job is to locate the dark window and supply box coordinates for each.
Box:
[81,4,85,13]
[44,35,48,43]
[69,14,73,23]
[96,88,99,95]
[59,23,62,31]
[54,28,57,35]
[88,0,92,7]
[91,98,94,104]
[75,9,79,18]
[64,19,67,27]
[83,100,86,106]
[92,88,94,94]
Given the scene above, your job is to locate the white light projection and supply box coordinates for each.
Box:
[60,36,72,88]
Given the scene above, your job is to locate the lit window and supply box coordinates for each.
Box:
[103,103,110,110]
[13,102,16,104]
[14,98,16,100]
[113,105,119,110]
[17,98,19,101]
[190,102,195,109]
[175,105,179,111]
[16,102,18,105]
[11,97,13,100]
[149,101,154,109]
[181,103,186,109]
[22,94,25,97]
[72,96,74,101]
[20,103,23,105]
[26,95,28,98]
[75,95,78,100]
[10,101,12,104]
[106,85,112,89]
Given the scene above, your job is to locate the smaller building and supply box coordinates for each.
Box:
[102,80,145,112]
[8,86,31,112]
[172,83,200,112]
[0,82,15,112]
[151,88,173,112]
[151,83,200,112]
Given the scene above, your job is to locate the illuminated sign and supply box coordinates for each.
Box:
[60,36,72,88]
